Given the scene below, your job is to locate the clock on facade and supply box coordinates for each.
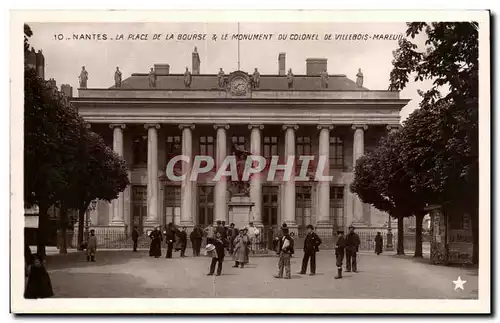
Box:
[229,76,248,95]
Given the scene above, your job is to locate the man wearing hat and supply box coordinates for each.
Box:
[345,225,361,272]
[334,229,347,279]
[274,225,294,279]
[299,224,322,275]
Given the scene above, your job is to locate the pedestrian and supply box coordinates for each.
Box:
[374,231,383,255]
[246,222,260,254]
[345,225,361,272]
[204,223,215,244]
[334,229,347,279]
[228,223,238,255]
[274,226,294,279]
[215,220,225,239]
[132,226,139,252]
[243,228,250,264]
[24,254,54,299]
[176,226,188,257]
[149,226,162,258]
[190,224,203,256]
[232,229,248,268]
[298,225,322,275]
[165,223,176,259]
[207,231,228,276]
[289,231,296,258]
[86,229,97,262]
[221,220,228,240]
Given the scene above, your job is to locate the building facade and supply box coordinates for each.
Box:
[70,48,409,234]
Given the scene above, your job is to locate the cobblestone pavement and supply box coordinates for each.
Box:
[44,249,478,299]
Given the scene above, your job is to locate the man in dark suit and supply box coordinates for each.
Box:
[131,226,139,252]
[345,225,361,272]
[334,229,346,279]
[299,224,322,276]
[164,223,176,259]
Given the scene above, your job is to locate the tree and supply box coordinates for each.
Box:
[24,67,84,256]
[351,131,426,255]
[389,22,479,263]
[67,131,129,249]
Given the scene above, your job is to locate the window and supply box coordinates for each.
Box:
[164,186,181,226]
[199,136,215,158]
[198,186,214,226]
[329,137,344,169]
[262,186,279,226]
[132,134,148,165]
[330,186,344,229]
[132,185,147,233]
[263,136,279,159]
[296,136,312,156]
[166,136,181,160]
[296,186,312,228]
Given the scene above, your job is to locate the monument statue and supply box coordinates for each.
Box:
[231,142,252,196]
[320,69,329,89]
[184,67,192,88]
[218,68,225,88]
[356,68,364,88]
[148,67,157,88]
[252,68,261,89]
[79,66,88,88]
[287,68,294,89]
[114,66,122,88]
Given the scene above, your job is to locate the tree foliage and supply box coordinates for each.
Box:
[24,24,130,255]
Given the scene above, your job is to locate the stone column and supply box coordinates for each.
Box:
[351,124,368,225]
[214,124,229,223]
[249,124,264,225]
[109,124,126,226]
[180,124,195,227]
[316,125,333,228]
[282,124,298,228]
[144,124,160,227]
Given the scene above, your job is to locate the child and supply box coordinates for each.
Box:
[335,229,346,279]
[24,254,54,299]
[207,232,227,276]
[86,229,97,262]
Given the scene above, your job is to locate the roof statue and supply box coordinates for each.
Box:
[148,67,156,88]
[287,68,294,89]
[320,69,329,89]
[218,68,225,89]
[184,67,192,88]
[79,66,88,88]
[356,68,364,88]
[114,66,122,88]
[252,68,260,89]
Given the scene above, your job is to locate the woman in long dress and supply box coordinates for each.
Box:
[232,229,249,268]
[24,254,54,299]
[149,227,162,258]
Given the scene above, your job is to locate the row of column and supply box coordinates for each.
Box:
[107,122,399,228]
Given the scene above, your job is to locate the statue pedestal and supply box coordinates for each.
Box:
[228,195,254,230]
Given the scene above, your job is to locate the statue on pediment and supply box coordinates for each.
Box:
[184,67,192,88]
[320,69,329,89]
[79,66,88,88]
[114,66,122,88]
[356,68,364,88]
[218,68,226,89]
[252,68,261,89]
[148,67,157,88]
[287,68,294,89]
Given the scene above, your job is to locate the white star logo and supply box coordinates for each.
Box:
[453,276,467,290]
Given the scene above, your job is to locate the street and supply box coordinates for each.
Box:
[43,249,478,299]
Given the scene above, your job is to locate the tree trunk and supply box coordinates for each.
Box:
[36,203,50,258]
[414,212,425,258]
[77,208,85,250]
[59,203,68,254]
[397,216,405,255]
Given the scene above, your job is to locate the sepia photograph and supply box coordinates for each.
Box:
[10,10,490,314]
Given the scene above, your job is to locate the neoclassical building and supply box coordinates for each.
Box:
[70,48,409,234]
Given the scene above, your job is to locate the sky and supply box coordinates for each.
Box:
[27,22,433,121]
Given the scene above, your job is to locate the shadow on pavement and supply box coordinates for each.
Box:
[45,250,150,270]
